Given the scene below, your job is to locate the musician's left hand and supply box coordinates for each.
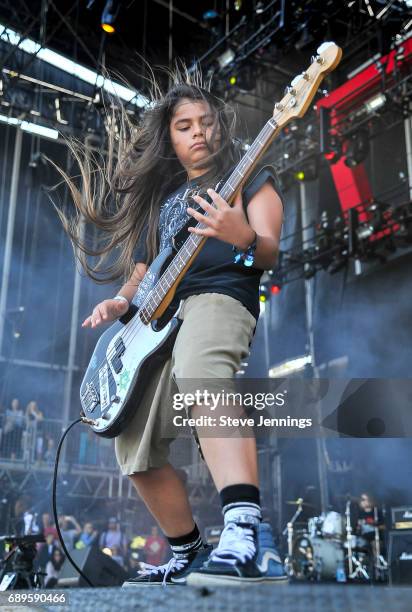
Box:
[186,189,255,250]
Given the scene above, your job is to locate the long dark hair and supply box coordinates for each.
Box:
[53,71,241,285]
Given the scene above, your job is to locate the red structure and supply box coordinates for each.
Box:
[316,35,412,216]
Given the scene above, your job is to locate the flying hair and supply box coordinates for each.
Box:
[50,61,241,285]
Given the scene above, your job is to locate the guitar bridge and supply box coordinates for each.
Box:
[81,382,100,413]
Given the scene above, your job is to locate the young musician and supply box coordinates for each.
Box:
[58,75,283,586]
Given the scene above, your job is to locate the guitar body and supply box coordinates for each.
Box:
[80,248,182,438]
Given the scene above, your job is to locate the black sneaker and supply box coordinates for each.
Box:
[186,523,264,587]
[123,544,212,587]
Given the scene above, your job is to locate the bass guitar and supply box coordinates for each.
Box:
[80,42,342,437]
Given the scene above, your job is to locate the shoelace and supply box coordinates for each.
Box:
[138,556,189,585]
[210,523,256,565]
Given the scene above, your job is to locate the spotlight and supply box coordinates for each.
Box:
[320,107,341,163]
[217,48,235,69]
[294,158,318,182]
[270,284,281,295]
[202,9,222,34]
[364,93,386,114]
[255,1,265,14]
[269,355,312,378]
[324,137,342,164]
[228,66,256,91]
[344,129,370,168]
[101,0,120,34]
[203,9,219,21]
[259,284,269,302]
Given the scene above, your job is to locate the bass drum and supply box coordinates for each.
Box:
[321,511,344,539]
[293,535,344,580]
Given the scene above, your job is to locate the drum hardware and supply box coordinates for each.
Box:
[344,498,354,576]
[286,500,315,507]
[373,505,388,581]
[344,498,371,581]
[283,498,305,577]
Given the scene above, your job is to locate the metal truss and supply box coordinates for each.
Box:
[0,462,120,500]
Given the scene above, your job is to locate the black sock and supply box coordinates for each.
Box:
[166,524,203,559]
[220,484,262,527]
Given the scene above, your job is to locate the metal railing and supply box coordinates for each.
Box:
[0,415,206,477]
[0,414,118,471]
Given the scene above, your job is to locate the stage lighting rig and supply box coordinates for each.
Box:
[392,200,412,245]
[294,157,319,182]
[344,129,370,168]
[365,92,387,113]
[217,48,236,69]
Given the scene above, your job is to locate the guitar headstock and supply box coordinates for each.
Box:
[273,42,342,129]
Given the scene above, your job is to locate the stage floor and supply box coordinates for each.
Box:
[29,584,412,611]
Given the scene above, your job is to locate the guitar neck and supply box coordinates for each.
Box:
[219,117,279,201]
[130,41,343,322]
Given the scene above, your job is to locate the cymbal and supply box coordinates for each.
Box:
[286,499,315,508]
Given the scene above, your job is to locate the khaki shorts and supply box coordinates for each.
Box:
[114,293,257,476]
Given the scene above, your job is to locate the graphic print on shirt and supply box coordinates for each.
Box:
[133,182,218,309]
[158,182,220,252]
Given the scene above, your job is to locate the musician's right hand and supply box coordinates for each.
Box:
[82,298,129,328]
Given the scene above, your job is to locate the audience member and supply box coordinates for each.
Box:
[110,545,125,568]
[75,522,98,549]
[58,515,81,550]
[25,401,44,461]
[99,517,128,557]
[144,526,167,567]
[41,513,58,540]
[43,435,56,464]
[37,533,59,571]
[1,398,24,459]
[45,548,65,588]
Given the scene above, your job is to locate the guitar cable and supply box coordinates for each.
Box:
[52,417,95,588]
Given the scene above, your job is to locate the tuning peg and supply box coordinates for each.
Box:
[291,72,310,87]
[274,102,284,111]
[285,86,296,96]
[311,54,324,65]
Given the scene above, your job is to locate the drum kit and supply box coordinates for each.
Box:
[283,497,388,582]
